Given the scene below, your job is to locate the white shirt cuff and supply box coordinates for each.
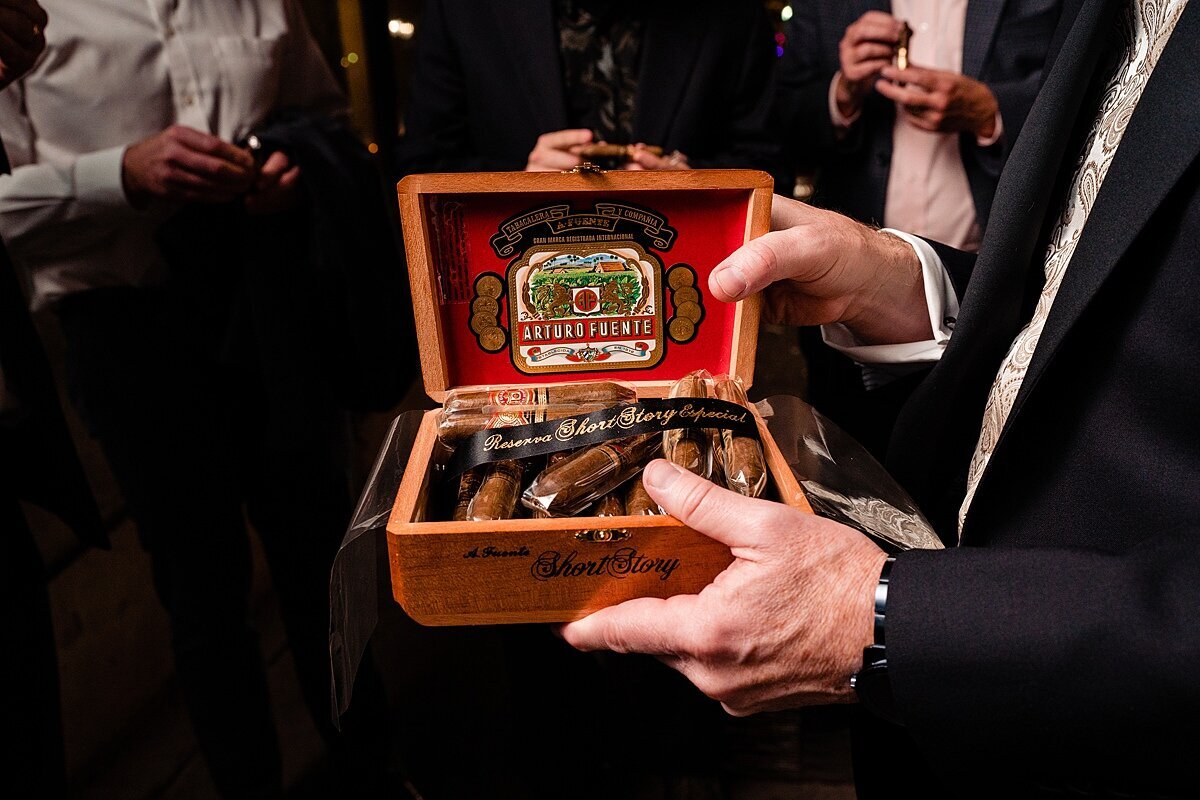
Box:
[821,229,960,366]
[828,72,862,129]
[976,108,1004,148]
[74,145,131,208]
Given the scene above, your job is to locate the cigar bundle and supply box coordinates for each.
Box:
[437,377,769,522]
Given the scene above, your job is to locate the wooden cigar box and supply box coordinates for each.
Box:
[389,169,811,625]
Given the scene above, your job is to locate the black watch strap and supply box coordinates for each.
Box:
[852,557,903,726]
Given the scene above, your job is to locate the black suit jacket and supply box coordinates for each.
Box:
[395,0,779,175]
[878,1,1200,796]
[777,0,1061,231]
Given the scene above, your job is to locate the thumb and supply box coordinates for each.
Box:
[641,459,774,549]
[708,199,834,302]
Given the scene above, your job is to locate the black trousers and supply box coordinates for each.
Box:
[1,498,67,798]
[57,287,356,798]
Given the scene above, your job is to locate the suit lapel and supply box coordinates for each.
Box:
[632,2,711,147]
[492,1,568,133]
[887,0,1120,534]
[999,2,1200,435]
[963,0,1008,78]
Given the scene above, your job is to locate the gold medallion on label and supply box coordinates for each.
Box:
[470,312,498,335]
[479,326,507,352]
[675,301,703,323]
[668,317,696,343]
[667,268,695,290]
[471,297,500,316]
[671,286,700,305]
[476,274,504,299]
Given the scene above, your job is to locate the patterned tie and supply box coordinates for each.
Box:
[958,0,1190,537]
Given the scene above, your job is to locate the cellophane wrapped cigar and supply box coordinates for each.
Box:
[531,450,573,519]
[452,466,485,522]
[436,380,638,444]
[714,376,767,498]
[438,406,601,445]
[442,381,637,414]
[522,433,661,517]
[594,492,626,517]
[466,460,525,521]
[663,370,713,478]
[625,473,660,516]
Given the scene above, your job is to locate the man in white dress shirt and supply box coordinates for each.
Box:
[0,2,362,796]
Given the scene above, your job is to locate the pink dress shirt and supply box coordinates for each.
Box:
[829,0,1002,252]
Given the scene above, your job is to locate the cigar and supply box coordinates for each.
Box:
[896,21,912,71]
[466,460,525,521]
[578,143,664,160]
[594,492,626,517]
[522,433,661,517]
[438,406,600,444]
[714,377,767,498]
[625,473,660,516]
[452,466,485,522]
[531,450,573,519]
[664,370,713,478]
[444,382,636,414]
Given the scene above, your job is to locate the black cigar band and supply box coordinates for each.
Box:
[445,398,759,478]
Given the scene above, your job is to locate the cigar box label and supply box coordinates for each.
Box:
[506,241,666,374]
[531,547,681,582]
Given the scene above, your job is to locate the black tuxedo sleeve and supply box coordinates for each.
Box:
[775,7,852,175]
[887,531,1200,797]
[686,5,780,174]
[394,0,526,175]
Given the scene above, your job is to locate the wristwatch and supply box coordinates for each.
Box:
[850,557,904,726]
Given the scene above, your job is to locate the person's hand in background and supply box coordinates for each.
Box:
[244,150,302,215]
[877,64,1000,139]
[834,11,903,121]
[625,144,690,171]
[121,125,256,208]
[0,0,47,90]
[525,129,594,171]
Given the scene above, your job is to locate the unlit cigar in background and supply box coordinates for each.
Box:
[896,21,913,71]
[714,376,767,498]
[664,370,714,479]
[466,460,525,521]
[578,143,663,160]
[625,473,660,516]
[522,433,661,517]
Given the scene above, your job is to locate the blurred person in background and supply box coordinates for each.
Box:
[0,1,400,795]
[775,1,1062,455]
[0,2,107,796]
[395,0,780,176]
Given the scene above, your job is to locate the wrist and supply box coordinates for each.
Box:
[851,556,902,725]
[834,73,865,120]
[842,228,932,345]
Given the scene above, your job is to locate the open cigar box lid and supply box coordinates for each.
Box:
[397,169,774,402]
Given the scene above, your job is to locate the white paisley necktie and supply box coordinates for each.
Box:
[959,0,1190,537]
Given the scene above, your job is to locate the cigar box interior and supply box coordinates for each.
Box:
[390,170,811,626]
